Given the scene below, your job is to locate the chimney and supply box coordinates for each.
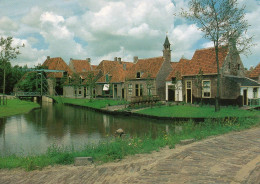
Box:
[47,56,50,60]
[114,57,117,61]
[70,58,73,61]
[87,58,91,63]
[134,56,138,64]
[118,57,122,63]
[123,63,126,71]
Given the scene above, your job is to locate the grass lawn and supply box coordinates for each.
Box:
[0,117,259,171]
[52,97,127,109]
[0,99,40,118]
[135,105,259,118]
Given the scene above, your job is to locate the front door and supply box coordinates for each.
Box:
[186,81,192,103]
[243,89,248,105]
[168,89,175,101]
[122,88,124,99]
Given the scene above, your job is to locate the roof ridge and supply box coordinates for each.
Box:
[138,56,163,60]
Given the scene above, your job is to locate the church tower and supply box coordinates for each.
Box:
[163,35,171,62]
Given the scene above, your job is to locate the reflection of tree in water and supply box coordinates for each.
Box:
[0,118,7,136]
[24,103,181,139]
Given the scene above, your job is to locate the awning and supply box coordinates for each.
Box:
[103,84,110,91]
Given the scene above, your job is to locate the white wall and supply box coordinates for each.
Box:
[240,87,260,99]
[166,81,183,101]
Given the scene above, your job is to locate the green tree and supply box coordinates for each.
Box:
[0,37,24,95]
[181,0,252,111]
[85,71,99,100]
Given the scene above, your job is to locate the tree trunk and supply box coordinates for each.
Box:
[215,45,220,112]
[3,67,5,95]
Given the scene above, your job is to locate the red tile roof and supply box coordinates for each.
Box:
[126,57,165,79]
[184,46,228,76]
[166,59,191,81]
[248,62,260,78]
[96,60,134,83]
[70,59,92,73]
[42,57,73,78]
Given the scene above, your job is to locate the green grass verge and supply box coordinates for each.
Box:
[0,99,40,118]
[0,117,259,171]
[135,105,259,118]
[52,97,127,109]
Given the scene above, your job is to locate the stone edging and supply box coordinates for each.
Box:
[63,103,244,122]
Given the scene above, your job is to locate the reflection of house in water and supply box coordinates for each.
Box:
[103,115,110,134]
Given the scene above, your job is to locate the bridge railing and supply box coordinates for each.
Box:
[14,92,47,97]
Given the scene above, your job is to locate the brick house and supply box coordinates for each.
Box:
[125,36,173,101]
[166,58,190,101]
[95,58,133,99]
[42,56,73,95]
[167,44,260,106]
[63,58,102,98]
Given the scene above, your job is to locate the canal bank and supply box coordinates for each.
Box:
[61,100,258,122]
[1,127,259,183]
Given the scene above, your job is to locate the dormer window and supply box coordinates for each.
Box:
[172,77,176,84]
[136,72,141,79]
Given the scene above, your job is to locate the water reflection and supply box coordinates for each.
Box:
[0,102,180,156]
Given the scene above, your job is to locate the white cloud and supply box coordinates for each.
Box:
[1,0,259,68]
[0,16,19,34]
[170,24,202,61]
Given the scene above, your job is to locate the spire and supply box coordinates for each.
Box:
[163,35,170,49]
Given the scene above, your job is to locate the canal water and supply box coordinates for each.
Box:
[0,102,179,156]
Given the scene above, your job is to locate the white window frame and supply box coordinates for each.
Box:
[128,84,132,96]
[202,80,211,98]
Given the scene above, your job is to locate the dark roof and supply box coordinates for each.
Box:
[164,35,170,47]
[226,76,260,87]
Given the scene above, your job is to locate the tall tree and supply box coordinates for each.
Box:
[181,0,252,111]
[0,37,24,95]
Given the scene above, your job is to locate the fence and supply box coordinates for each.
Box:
[248,98,260,107]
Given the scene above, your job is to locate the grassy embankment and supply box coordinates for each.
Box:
[135,105,259,118]
[0,99,40,118]
[52,97,127,109]
[0,117,259,171]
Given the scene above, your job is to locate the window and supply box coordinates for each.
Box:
[79,89,82,95]
[140,84,143,96]
[136,72,141,78]
[186,81,191,89]
[128,84,132,96]
[202,80,211,98]
[238,64,240,70]
[228,62,231,69]
[253,88,258,98]
[135,84,139,96]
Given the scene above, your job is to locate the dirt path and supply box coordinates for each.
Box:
[1,127,260,184]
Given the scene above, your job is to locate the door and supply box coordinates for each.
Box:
[243,89,248,105]
[186,81,192,103]
[186,89,192,103]
[114,85,117,98]
[122,88,124,99]
[168,89,175,101]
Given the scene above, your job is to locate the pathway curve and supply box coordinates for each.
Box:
[0,127,259,184]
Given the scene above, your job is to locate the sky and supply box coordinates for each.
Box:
[0,0,259,68]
